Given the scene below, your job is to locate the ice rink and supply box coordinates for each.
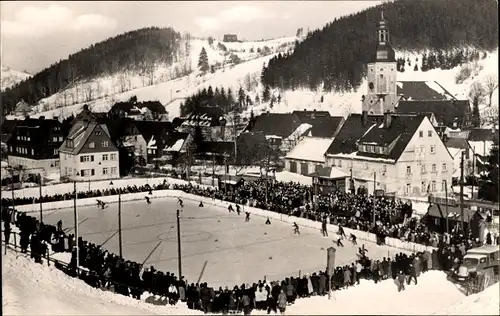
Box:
[35,196,408,287]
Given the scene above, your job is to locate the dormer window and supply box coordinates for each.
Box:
[66,139,74,148]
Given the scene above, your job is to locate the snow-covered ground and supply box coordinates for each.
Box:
[3,246,498,315]
[1,65,31,91]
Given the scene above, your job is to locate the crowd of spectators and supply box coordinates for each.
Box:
[0,177,491,314]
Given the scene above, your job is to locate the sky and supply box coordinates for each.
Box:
[0,1,381,74]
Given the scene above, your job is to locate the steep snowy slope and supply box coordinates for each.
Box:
[1,65,31,91]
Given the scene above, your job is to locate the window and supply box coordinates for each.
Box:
[66,139,74,148]
[31,149,34,155]
[421,181,426,193]
[102,140,109,147]
[55,160,59,167]
[421,164,426,174]
[58,137,63,142]
[442,180,446,191]
[428,130,432,137]
[419,131,423,138]
[406,166,412,174]
[52,136,58,142]
[290,161,297,173]
[53,148,58,155]
[89,142,95,149]
[405,184,411,195]
[432,164,437,173]
[103,167,109,175]
[111,153,117,160]
[27,136,30,141]
[300,163,308,176]
[442,163,447,172]
[111,167,117,175]
[368,145,374,153]
[102,154,108,161]
[338,160,342,167]
[147,149,152,154]
[382,165,387,173]
[430,145,436,154]
[431,180,436,192]
[95,131,102,136]
[364,163,368,170]
[420,146,425,154]
[377,146,383,154]
[80,155,94,162]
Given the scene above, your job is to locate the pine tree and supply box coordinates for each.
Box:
[198,47,209,73]
[479,134,499,202]
[262,85,271,102]
[238,87,246,108]
[469,81,484,127]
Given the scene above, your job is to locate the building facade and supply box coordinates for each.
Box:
[59,120,120,181]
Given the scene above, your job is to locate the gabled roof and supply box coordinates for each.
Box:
[134,121,173,146]
[396,81,456,101]
[427,203,478,222]
[59,121,106,155]
[196,141,234,157]
[15,100,30,112]
[445,137,471,150]
[247,113,302,138]
[292,110,331,121]
[184,106,223,127]
[467,128,499,142]
[6,118,64,147]
[325,114,384,155]
[163,132,189,153]
[357,114,427,161]
[309,166,348,179]
[297,115,344,138]
[285,137,333,163]
[396,100,470,128]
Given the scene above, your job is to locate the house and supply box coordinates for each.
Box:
[292,109,345,138]
[180,106,224,140]
[6,117,65,176]
[223,34,238,42]
[396,100,472,129]
[425,203,485,238]
[134,121,174,164]
[1,118,18,144]
[104,118,148,163]
[325,112,454,197]
[396,81,456,101]
[309,166,349,195]
[284,137,334,176]
[444,137,475,178]
[59,118,119,181]
[467,127,499,157]
[159,132,193,166]
[196,141,235,164]
[14,100,30,117]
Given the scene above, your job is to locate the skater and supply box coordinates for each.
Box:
[236,204,241,215]
[349,233,357,245]
[358,244,368,258]
[97,200,106,209]
[199,201,204,207]
[336,235,344,247]
[145,196,151,204]
[57,220,63,232]
[265,217,271,225]
[178,198,184,208]
[321,217,328,237]
[228,205,234,213]
[338,224,347,238]
[397,271,406,292]
[245,212,250,222]
[293,222,300,235]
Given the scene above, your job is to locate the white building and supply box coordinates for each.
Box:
[59,119,120,181]
[284,137,334,176]
[325,112,454,197]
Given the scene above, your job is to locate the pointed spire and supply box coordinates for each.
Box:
[381,8,385,21]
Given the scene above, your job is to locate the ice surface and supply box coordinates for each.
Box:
[32,197,409,288]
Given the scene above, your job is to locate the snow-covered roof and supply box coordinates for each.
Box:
[1,161,8,167]
[286,123,312,141]
[164,139,185,152]
[285,137,333,163]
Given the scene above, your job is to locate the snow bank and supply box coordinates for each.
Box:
[433,282,500,315]
[2,252,200,315]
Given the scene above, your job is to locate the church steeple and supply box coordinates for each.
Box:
[373,9,395,62]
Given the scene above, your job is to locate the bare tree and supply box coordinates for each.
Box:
[244,73,253,91]
[84,83,94,102]
[484,74,499,107]
[118,73,127,93]
[95,81,103,99]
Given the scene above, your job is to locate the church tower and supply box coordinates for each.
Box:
[362,10,398,115]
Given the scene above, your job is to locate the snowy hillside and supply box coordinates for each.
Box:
[3,252,499,315]
[1,65,31,91]
[21,36,296,119]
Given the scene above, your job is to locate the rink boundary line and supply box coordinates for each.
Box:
[14,189,437,254]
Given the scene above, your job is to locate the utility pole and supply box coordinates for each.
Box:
[471,146,475,199]
[118,189,123,258]
[445,180,449,234]
[73,181,79,274]
[233,111,238,163]
[224,154,228,192]
[176,209,182,280]
[372,172,377,226]
[350,168,354,193]
[186,147,191,182]
[212,153,216,187]
[265,147,270,205]
[39,174,43,224]
[460,151,465,233]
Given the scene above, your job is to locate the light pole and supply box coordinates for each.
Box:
[110,181,123,258]
[176,209,182,279]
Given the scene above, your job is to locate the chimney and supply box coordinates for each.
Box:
[383,112,392,129]
[361,111,368,126]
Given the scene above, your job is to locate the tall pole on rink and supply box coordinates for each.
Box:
[73,181,79,275]
[176,209,182,279]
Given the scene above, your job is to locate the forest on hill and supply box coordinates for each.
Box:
[261,0,498,92]
[1,27,182,114]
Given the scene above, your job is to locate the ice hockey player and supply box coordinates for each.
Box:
[397,271,406,292]
[199,201,204,207]
[97,200,106,209]
[265,217,271,225]
[228,204,234,213]
[349,233,357,245]
[236,204,241,215]
[245,212,250,222]
[293,222,300,234]
[178,198,184,208]
[321,217,328,237]
[145,196,151,204]
[336,235,344,247]
[57,220,63,232]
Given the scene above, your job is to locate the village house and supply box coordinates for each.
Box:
[292,109,345,138]
[284,137,334,176]
[443,137,475,179]
[179,106,225,141]
[59,117,120,181]
[325,112,454,197]
[134,120,174,164]
[13,100,30,117]
[7,117,65,176]
[467,127,499,158]
[223,34,238,42]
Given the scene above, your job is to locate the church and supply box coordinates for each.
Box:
[324,12,455,197]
